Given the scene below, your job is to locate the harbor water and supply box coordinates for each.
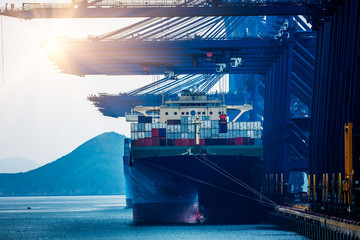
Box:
[0,195,307,240]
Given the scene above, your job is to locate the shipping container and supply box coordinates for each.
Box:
[167,119,181,125]
[159,128,166,137]
[211,120,218,128]
[183,139,190,146]
[235,137,243,145]
[138,123,145,131]
[181,116,188,125]
[160,139,167,146]
[189,139,196,146]
[138,116,146,123]
[175,139,183,146]
[219,124,227,133]
[137,138,145,146]
[243,137,251,145]
[137,132,145,139]
[181,133,189,139]
[199,138,205,146]
[254,139,262,145]
[188,125,195,132]
[188,116,195,124]
[181,125,187,132]
[144,123,151,131]
[228,138,235,145]
[145,116,152,123]
[152,137,166,146]
[167,139,175,146]
[152,128,159,137]
[144,138,152,146]
[202,116,210,121]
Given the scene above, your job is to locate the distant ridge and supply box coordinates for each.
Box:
[0,132,126,196]
[0,157,41,173]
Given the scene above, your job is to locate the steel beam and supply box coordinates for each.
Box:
[1,5,315,19]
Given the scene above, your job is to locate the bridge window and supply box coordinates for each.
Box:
[181,112,185,115]
[218,111,221,114]
[174,112,177,115]
[186,112,189,115]
[210,111,213,115]
[165,112,168,115]
[202,112,205,115]
[197,112,201,115]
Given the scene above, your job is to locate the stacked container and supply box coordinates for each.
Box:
[131,115,263,147]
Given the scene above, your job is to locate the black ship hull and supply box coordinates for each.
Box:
[130,146,264,223]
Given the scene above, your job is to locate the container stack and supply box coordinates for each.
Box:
[131,115,263,147]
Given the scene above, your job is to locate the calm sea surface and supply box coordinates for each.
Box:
[0,195,307,240]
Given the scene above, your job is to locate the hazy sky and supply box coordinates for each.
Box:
[0,3,153,165]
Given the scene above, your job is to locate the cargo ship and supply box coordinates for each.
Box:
[126,90,266,223]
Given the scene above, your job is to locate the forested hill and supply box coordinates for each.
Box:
[0,132,126,196]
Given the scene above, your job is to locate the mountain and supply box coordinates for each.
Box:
[0,157,41,173]
[0,132,126,196]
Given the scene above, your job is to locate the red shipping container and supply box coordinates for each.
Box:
[189,139,196,146]
[235,137,243,145]
[228,138,235,145]
[144,138,152,146]
[182,139,190,146]
[152,128,159,137]
[137,139,145,146]
[200,139,205,146]
[175,139,183,146]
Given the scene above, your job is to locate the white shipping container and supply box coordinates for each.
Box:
[145,132,151,138]
[181,133,188,139]
[137,132,145,139]
[175,125,181,133]
[131,123,136,132]
[188,125,195,132]
[219,133,226,138]
[138,123,145,131]
[145,123,151,131]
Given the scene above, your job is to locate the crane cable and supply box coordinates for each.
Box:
[0,15,3,84]
[196,155,278,207]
